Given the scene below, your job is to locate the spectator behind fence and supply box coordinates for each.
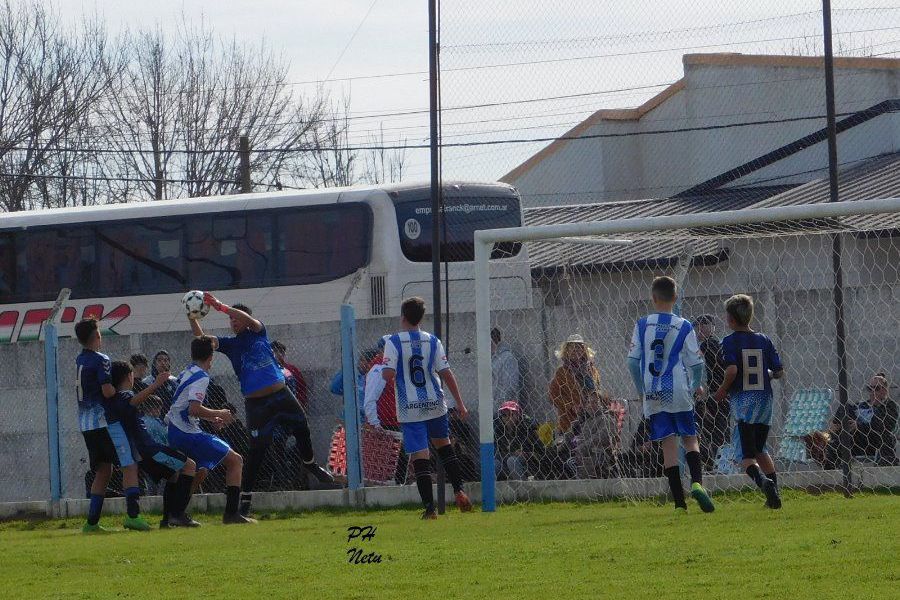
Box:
[331,343,381,420]
[829,373,898,468]
[143,350,178,413]
[130,354,150,394]
[692,315,729,469]
[493,401,544,480]
[619,418,663,478]
[491,327,521,410]
[271,340,309,411]
[363,347,408,484]
[549,334,604,434]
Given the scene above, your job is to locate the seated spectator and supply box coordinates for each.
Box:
[129,353,150,394]
[549,334,606,435]
[493,401,544,480]
[272,340,309,411]
[618,418,664,478]
[449,410,480,482]
[549,334,617,479]
[143,350,178,413]
[828,373,898,468]
[491,327,521,410]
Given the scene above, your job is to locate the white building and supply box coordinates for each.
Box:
[503,53,900,207]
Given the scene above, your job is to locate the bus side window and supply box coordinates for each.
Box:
[0,233,16,302]
[24,231,58,300]
[276,205,370,285]
[234,215,271,287]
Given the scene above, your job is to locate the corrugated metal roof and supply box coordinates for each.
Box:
[522,153,900,272]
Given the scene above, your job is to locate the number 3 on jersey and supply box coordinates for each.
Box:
[648,339,665,377]
[408,354,426,388]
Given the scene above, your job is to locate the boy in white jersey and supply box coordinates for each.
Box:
[381,297,473,519]
[166,336,254,524]
[627,277,715,513]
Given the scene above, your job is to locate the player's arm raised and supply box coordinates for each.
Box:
[189,401,234,426]
[205,292,263,333]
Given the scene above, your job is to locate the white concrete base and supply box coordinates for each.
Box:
[1,467,897,519]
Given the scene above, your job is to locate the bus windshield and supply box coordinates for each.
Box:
[393,189,522,262]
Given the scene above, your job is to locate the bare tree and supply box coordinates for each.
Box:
[0,1,116,211]
[292,95,358,188]
[98,19,327,201]
[362,123,407,185]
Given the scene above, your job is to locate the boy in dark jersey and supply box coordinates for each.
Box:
[108,361,201,528]
[714,294,785,509]
[75,318,132,532]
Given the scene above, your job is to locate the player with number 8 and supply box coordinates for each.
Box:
[714,294,785,509]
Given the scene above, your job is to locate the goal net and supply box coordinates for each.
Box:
[473,197,900,508]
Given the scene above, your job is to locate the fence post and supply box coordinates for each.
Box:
[45,288,70,516]
[340,304,363,494]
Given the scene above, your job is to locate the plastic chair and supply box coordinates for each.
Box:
[777,388,833,467]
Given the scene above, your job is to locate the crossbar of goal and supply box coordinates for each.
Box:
[473,196,900,512]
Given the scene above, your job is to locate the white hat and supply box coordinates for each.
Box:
[554,334,594,360]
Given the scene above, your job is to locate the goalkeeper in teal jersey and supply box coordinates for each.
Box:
[627,276,715,513]
[714,294,785,509]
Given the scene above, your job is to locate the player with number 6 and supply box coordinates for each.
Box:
[381,296,472,519]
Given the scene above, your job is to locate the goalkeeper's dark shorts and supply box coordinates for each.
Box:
[734,421,770,460]
[245,386,308,448]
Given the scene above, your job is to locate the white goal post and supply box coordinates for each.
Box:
[474,197,900,512]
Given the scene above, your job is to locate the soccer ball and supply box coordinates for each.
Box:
[182,290,210,320]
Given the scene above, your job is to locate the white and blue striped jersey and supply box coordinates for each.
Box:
[382,330,450,423]
[165,364,210,434]
[628,313,704,417]
[75,349,110,432]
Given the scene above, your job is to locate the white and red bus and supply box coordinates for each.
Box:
[0,182,530,343]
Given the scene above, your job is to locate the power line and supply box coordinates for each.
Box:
[322,0,381,84]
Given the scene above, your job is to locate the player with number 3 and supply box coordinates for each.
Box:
[714,294,785,509]
[627,276,715,513]
[381,296,472,519]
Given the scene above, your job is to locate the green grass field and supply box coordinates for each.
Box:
[1,492,897,600]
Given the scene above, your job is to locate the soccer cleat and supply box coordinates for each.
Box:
[123,516,152,531]
[762,478,782,509]
[167,513,201,528]
[304,462,335,484]
[82,522,112,534]
[222,513,257,525]
[421,509,438,520]
[690,482,715,513]
[674,505,688,514]
[454,490,473,512]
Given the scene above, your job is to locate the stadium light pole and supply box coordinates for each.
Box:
[822,0,850,408]
[428,0,447,514]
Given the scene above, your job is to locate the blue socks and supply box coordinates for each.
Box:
[87,493,104,525]
[125,487,141,519]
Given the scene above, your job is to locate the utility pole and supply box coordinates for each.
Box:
[240,135,252,193]
[822,1,849,409]
[428,0,447,514]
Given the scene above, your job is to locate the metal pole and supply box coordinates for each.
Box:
[428,0,447,514]
[340,304,363,494]
[45,288,70,516]
[239,135,252,194]
[822,0,849,408]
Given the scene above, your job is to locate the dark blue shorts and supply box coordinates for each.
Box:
[167,425,230,471]
[138,444,188,482]
[401,414,450,454]
[649,410,698,441]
